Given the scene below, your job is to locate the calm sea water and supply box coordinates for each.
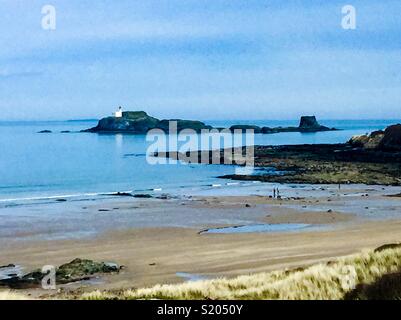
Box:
[0,119,399,203]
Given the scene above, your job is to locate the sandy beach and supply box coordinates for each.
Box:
[2,183,401,297]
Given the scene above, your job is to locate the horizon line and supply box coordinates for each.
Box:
[1,118,401,123]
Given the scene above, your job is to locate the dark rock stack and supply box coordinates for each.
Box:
[299,116,320,128]
[298,116,332,132]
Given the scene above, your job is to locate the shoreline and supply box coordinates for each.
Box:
[2,182,401,242]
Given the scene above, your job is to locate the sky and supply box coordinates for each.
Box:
[1,0,401,121]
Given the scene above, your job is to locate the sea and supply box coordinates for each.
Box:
[0,119,399,205]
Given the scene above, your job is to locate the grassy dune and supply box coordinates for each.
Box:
[82,244,401,300]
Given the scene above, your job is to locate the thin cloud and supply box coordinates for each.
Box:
[0,70,43,79]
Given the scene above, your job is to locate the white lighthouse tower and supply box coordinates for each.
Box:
[115,106,123,118]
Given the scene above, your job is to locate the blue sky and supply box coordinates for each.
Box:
[1,0,401,120]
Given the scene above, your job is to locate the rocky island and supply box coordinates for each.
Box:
[83,111,213,133]
[83,111,337,134]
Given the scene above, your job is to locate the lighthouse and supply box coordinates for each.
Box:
[115,106,123,118]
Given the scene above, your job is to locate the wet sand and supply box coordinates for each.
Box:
[1,183,401,296]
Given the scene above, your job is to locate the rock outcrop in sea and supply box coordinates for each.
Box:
[84,111,337,134]
[299,116,332,132]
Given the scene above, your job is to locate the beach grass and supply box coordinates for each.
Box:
[81,244,401,300]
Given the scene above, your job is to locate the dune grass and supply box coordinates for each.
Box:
[82,244,401,300]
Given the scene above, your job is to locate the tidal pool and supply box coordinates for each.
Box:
[176,272,210,282]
